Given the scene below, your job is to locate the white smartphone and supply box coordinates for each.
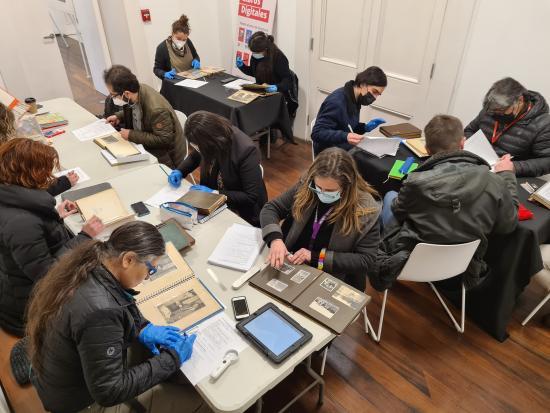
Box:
[231,296,250,321]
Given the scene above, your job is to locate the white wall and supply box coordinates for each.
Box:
[450,0,550,125]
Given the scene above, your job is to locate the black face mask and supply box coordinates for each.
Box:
[358,92,376,106]
[492,112,516,124]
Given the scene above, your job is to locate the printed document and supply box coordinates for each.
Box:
[175,79,208,89]
[223,79,254,90]
[357,136,401,158]
[208,223,264,271]
[72,120,117,142]
[464,130,499,166]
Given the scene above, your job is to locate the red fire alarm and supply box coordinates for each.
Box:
[141,9,151,22]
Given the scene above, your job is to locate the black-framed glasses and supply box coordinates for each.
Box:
[145,261,158,276]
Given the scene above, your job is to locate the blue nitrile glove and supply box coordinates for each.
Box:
[191,59,201,69]
[138,324,182,355]
[190,184,214,193]
[236,57,244,68]
[173,334,197,364]
[164,68,176,80]
[266,85,277,93]
[365,117,386,132]
[168,170,183,187]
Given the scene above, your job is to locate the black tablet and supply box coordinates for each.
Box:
[236,303,312,363]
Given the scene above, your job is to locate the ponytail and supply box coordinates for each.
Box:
[248,31,280,84]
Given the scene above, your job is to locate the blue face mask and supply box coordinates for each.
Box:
[311,184,341,204]
[252,52,264,60]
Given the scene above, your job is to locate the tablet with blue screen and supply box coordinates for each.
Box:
[236,302,312,363]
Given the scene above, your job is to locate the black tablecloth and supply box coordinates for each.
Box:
[351,146,550,341]
[160,75,294,142]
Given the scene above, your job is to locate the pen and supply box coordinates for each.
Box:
[347,124,354,133]
[158,164,170,176]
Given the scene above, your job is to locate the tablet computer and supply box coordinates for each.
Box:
[236,302,312,363]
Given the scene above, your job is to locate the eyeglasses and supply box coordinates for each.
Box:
[145,261,158,276]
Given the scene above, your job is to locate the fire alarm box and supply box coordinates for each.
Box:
[141,9,151,23]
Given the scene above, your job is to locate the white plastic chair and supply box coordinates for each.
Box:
[522,244,550,325]
[174,110,196,185]
[309,118,316,161]
[364,240,481,342]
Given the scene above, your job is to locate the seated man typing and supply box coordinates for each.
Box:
[371,114,519,291]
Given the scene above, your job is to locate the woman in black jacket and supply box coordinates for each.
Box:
[27,222,208,413]
[154,14,200,80]
[0,138,104,336]
[168,111,268,227]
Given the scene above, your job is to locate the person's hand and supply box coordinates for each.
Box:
[81,216,104,238]
[67,171,79,187]
[494,154,515,173]
[347,133,364,145]
[164,68,176,80]
[288,248,311,265]
[266,85,277,93]
[119,129,130,140]
[106,115,120,127]
[138,324,182,356]
[365,118,386,132]
[236,56,244,68]
[172,334,197,364]
[168,170,183,187]
[56,200,78,218]
[190,184,214,193]
[191,59,201,69]
[268,239,289,269]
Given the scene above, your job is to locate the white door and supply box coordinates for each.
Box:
[0,0,72,101]
[309,0,452,133]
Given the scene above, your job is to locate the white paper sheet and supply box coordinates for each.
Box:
[180,313,248,385]
[72,120,117,142]
[145,184,189,207]
[175,79,208,89]
[207,223,264,271]
[357,136,401,158]
[464,129,499,166]
[223,78,254,90]
[54,167,90,188]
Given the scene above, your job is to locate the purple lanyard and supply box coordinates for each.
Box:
[309,207,333,250]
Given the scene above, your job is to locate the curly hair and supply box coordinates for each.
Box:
[0,102,16,144]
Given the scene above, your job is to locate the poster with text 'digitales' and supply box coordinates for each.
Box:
[232,0,277,77]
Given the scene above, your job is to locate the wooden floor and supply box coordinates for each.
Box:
[1,35,548,413]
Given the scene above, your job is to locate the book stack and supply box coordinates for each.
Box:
[380,123,422,139]
[94,134,149,165]
[35,113,68,130]
[177,190,227,217]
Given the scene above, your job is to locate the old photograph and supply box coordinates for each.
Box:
[156,289,206,324]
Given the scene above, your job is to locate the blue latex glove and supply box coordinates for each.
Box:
[236,57,244,68]
[190,184,214,193]
[138,324,182,355]
[173,334,197,364]
[266,85,277,93]
[168,170,183,187]
[191,59,201,69]
[164,68,176,80]
[365,118,386,132]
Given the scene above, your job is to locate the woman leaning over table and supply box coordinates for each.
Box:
[260,147,381,291]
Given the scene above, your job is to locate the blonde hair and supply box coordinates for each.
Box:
[0,103,16,144]
[292,148,378,236]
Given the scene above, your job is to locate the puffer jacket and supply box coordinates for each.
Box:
[0,184,89,336]
[464,91,550,177]
[32,266,182,413]
[116,83,187,169]
[371,151,519,291]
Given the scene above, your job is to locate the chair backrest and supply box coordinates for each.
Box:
[309,118,316,161]
[175,110,187,129]
[398,240,481,282]
[259,164,264,178]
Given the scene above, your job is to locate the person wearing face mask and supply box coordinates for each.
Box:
[465,77,550,177]
[154,14,201,80]
[104,65,187,169]
[311,66,387,156]
[260,148,380,291]
[167,111,267,227]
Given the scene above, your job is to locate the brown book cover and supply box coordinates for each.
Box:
[250,263,370,334]
[178,191,227,215]
[380,123,422,138]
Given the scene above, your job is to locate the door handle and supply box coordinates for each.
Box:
[43,33,56,40]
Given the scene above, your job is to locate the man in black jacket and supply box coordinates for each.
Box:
[372,115,519,291]
[465,77,550,177]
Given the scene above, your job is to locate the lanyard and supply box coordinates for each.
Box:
[309,206,333,250]
[491,102,532,144]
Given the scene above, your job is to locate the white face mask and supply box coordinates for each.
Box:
[112,94,126,107]
[252,52,264,59]
[173,39,186,49]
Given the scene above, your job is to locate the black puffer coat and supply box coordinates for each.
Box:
[32,266,182,413]
[0,184,89,336]
[464,91,550,177]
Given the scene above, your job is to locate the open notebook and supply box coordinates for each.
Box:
[250,263,370,334]
[136,243,224,332]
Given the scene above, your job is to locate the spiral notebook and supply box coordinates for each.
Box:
[135,243,223,332]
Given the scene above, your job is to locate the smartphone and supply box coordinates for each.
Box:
[130,201,150,217]
[231,296,250,320]
[220,76,236,84]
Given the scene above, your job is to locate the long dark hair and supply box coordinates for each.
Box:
[184,111,233,168]
[27,221,165,374]
[248,31,280,84]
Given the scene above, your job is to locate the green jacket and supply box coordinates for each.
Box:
[371,150,519,291]
[117,83,186,168]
